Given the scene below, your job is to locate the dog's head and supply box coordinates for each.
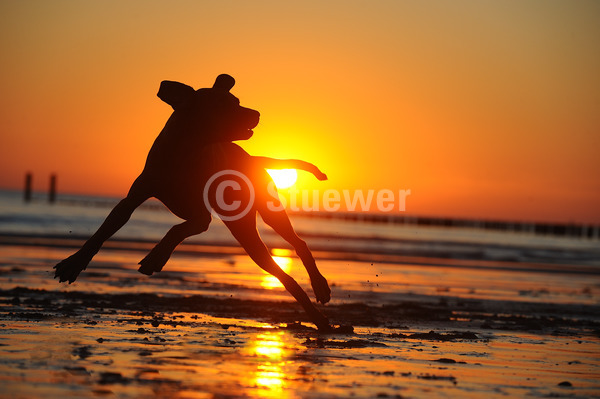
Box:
[158,75,260,142]
[191,74,260,141]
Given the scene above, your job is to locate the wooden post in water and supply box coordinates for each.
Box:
[49,174,57,203]
[24,173,32,202]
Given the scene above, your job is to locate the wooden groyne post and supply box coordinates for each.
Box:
[23,173,58,203]
[24,172,32,202]
[49,174,57,203]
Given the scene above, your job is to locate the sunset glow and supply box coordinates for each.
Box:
[0,1,598,223]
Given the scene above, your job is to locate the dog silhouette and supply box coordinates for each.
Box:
[54,75,332,330]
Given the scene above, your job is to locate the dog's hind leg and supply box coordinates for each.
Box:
[138,218,211,276]
[54,180,150,283]
[258,206,331,304]
[224,216,331,331]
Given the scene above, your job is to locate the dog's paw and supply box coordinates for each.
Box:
[137,247,171,276]
[53,252,91,284]
[311,274,331,305]
[137,261,155,276]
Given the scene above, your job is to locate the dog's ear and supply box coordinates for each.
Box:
[212,74,235,92]
[157,81,195,110]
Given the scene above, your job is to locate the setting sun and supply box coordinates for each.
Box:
[266,169,298,190]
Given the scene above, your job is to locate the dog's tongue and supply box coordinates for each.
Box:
[213,74,235,92]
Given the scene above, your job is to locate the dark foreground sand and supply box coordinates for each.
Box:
[1,241,599,398]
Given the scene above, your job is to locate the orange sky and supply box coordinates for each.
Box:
[1,1,599,224]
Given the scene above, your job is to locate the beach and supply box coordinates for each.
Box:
[1,191,599,398]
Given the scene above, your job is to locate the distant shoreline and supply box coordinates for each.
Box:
[5,188,599,240]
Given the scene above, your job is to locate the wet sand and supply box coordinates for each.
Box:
[1,240,599,398]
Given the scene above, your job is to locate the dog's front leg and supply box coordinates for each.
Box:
[54,195,145,283]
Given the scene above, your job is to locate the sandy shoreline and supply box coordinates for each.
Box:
[1,241,599,398]
[3,285,599,335]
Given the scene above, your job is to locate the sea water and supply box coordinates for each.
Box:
[1,188,599,307]
[1,189,598,267]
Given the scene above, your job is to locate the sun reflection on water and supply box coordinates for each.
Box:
[247,330,292,398]
[261,249,294,290]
